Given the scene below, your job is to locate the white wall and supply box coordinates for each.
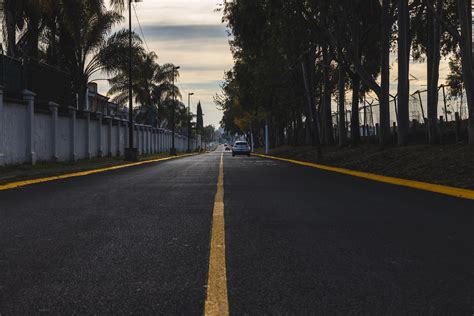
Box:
[0,91,196,166]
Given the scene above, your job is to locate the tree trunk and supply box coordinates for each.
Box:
[397,0,410,145]
[301,59,322,156]
[5,1,17,58]
[380,0,392,144]
[426,1,442,144]
[321,46,334,145]
[457,0,474,144]
[338,59,347,146]
[351,74,361,145]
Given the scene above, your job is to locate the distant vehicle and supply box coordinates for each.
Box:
[224,146,231,152]
[232,141,251,157]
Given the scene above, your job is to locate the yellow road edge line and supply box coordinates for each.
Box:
[204,153,229,316]
[254,153,474,201]
[0,154,197,191]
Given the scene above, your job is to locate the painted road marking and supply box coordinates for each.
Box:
[204,153,229,316]
[0,154,196,191]
[255,154,474,201]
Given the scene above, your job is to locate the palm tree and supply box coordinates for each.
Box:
[106,50,181,126]
[56,0,122,108]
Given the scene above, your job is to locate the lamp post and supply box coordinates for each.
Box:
[170,65,180,156]
[187,92,194,152]
[124,0,142,161]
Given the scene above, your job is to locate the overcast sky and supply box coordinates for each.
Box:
[97,0,233,127]
[96,1,467,127]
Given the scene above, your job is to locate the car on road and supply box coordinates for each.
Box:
[232,141,251,157]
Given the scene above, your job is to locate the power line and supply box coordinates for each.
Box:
[132,2,150,52]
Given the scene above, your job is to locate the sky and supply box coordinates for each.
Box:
[97,0,233,128]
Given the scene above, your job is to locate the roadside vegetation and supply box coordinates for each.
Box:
[217,0,474,181]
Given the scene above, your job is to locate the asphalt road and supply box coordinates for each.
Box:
[1,148,473,314]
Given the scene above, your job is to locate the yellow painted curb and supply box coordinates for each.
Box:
[0,154,196,191]
[255,153,474,201]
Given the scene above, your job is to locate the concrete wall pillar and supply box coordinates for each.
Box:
[48,102,59,161]
[144,126,149,155]
[68,106,77,162]
[85,110,91,159]
[137,125,141,155]
[151,128,155,154]
[116,118,122,156]
[106,116,112,157]
[23,90,36,165]
[155,128,159,154]
[159,129,163,152]
[97,112,103,157]
[0,87,4,166]
[148,127,153,154]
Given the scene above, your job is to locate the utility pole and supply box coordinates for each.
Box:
[265,120,269,154]
[124,0,142,161]
[170,65,180,156]
[187,92,194,153]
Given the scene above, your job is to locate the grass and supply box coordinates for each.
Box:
[257,144,474,189]
[0,152,192,185]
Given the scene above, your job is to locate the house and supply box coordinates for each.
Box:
[86,82,121,117]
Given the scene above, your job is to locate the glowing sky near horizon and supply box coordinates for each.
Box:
[98,0,233,127]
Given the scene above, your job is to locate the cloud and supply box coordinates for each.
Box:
[141,24,230,42]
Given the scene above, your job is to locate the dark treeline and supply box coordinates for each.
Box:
[217,0,474,151]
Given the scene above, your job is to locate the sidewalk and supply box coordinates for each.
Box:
[0,153,191,186]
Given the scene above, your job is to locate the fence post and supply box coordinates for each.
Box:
[85,110,92,159]
[23,90,36,165]
[439,115,445,145]
[455,112,461,143]
[48,102,59,161]
[97,112,103,157]
[0,87,5,166]
[68,106,77,162]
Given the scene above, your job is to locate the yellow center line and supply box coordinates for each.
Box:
[204,152,229,316]
[0,154,196,191]
[255,153,474,201]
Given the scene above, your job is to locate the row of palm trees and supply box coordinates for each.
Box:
[3,0,188,130]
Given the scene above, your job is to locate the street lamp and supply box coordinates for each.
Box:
[124,0,142,161]
[170,65,180,156]
[187,92,194,153]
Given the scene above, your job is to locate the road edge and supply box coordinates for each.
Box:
[0,153,197,191]
[254,153,474,201]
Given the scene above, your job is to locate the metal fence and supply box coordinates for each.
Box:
[0,54,75,109]
[330,86,470,143]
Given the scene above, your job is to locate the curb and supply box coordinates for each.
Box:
[0,154,197,191]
